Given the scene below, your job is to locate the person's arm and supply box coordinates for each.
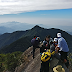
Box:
[35,40,40,46]
[46,43,50,49]
[55,47,60,53]
[55,39,61,53]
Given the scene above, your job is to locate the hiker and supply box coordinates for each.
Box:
[55,33,69,68]
[53,38,58,46]
[53,65,65,72]
[43,38,47,46]
[45,35,54,49]
[31,35,40,59]
[40,38,47,54]
[49,37,63,66]
[40,35,53,54]
[50,38,58,53]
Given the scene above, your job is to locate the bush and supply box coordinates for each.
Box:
[0,51,23,72]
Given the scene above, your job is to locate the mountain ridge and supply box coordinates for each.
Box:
[0,21,72,35]
[0,25,72,53]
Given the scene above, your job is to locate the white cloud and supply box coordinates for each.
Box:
[0,0,72,15]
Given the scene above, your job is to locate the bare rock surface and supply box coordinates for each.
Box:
[15,43,71,72]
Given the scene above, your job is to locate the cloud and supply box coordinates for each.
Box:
[0,0,72,15]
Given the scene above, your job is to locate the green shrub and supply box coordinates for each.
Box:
[0,51,23,72]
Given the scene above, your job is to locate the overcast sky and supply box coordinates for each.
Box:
[0,0,72,28]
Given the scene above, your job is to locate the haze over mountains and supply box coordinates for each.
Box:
[0,21,72,35]
[0,25,72,54]
[0,21,34,34]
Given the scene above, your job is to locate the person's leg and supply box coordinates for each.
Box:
[40,46,43,53]
[65,60,69,68]
[40,62,44,72]
[64,52,69,67]
[60,51,69,67]
[40,45,45,53]
[60,51,65,61]
[36,46,40,48]
[43,61,49,72]
[54,53,61,60]
[33,46,35,59]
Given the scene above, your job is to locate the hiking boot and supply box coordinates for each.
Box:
[66,64,70,68]
[33,57,35,59]
[32,56,35,59]
[65,61,70,68]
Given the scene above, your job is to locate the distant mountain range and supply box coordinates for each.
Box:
[0,25,72,53]
[0,26,14,34]
[0,21,72,35]
[67,31,72,35]
[0,21,34,34]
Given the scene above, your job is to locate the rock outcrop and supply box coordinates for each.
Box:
[14,43,71,72]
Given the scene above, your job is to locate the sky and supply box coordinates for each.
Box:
[0,0,72,30]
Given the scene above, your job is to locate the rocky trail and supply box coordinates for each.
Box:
[14,42,42,72]
[14,42,72,72]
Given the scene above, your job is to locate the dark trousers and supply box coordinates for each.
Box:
[40,45,49,53]
[59,51,69,67]
[33,46,40,59]
[33,46,36,59]
[40,46,44,53]
[40,61,49,72]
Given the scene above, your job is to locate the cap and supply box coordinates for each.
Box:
[54,38,58,42]
[57,33,61,37]
[36,37,40,40]
[53,65,65,72]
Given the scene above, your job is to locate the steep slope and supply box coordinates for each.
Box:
[0,31,26,49]
[0,33,10,40]
[0,36,32,53]
[14,43,71,72]
[14,43,42,72]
